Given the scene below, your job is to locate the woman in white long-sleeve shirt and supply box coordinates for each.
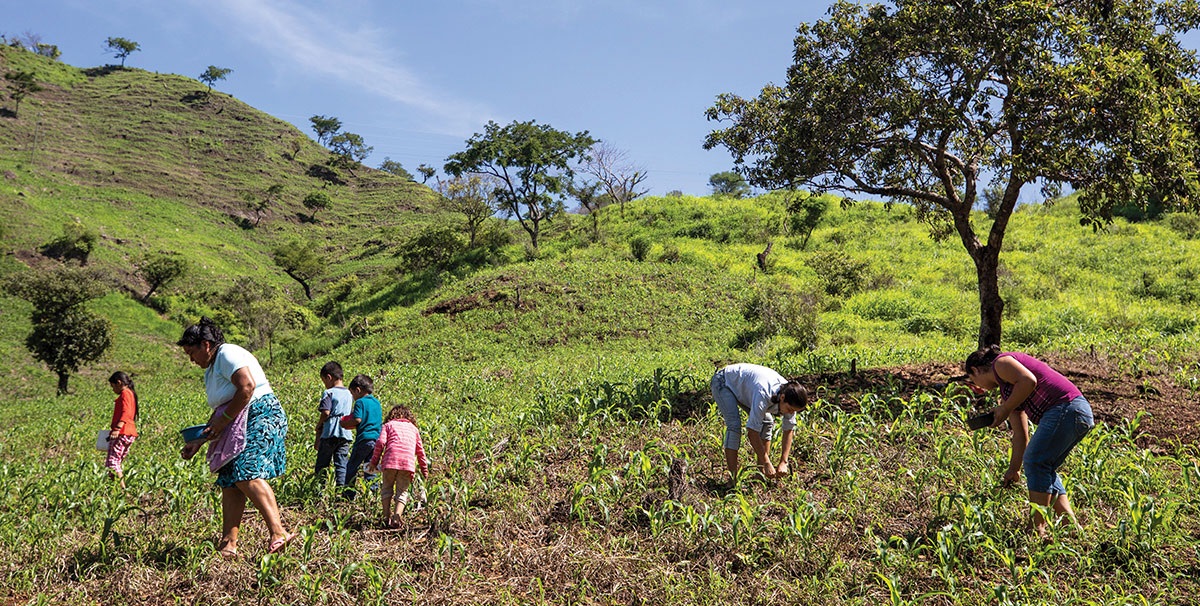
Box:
[710,363,808,484]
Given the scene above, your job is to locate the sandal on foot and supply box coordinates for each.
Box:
[267,533,296,554]
[216,543,238,560]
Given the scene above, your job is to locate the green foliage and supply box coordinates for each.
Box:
[272,239,324,300]
[378,157,413,180]
[737,280,821,350]
[198,65,232,92]
[40,220,98,264]
[436,174,497,248]
[3,69,41,117]
[1164,212,1200,239]
[444,119,596,249]
[3,266,112,394]
[807,251,869,297]
[328,132,372,169]
[708,170,750,198]
[103,36,139,67]
[309,114,342,147]
[785,192,827,249]
[301,189,331,221]
[136,251,187,302]
[705,0,1200,346]
[629,235,651,261]
[402,226,465,272]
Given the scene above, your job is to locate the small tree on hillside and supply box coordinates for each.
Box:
[379,157,414,180]
[273,239,324,300]
[328,132,373,170]
[199,65,232,93]
[3,267,113,395]
[4,71,42,118]
[581,142,649,217]
[244,183,284,227]
[40,220,98,264]
[568,179,606,242]
[309,115,342,146]
[444,119,596,249]
[302,190,331,222]
[137,252,188,301]
[104,37,140,67]
[436,174,498,248]
[417,164,437,184]
[709,171,751,199]
[785,192,828,250]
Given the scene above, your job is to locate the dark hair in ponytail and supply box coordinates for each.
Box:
[109,371,139,423]
[964,344,1003,374]
[177,316,225,347]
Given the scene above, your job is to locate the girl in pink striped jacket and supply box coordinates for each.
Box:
[369,404,429,528]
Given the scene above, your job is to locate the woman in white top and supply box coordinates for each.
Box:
[710,363,808,485]
[178,317,293,559]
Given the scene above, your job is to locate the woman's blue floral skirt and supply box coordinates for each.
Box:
[216,393,288,488]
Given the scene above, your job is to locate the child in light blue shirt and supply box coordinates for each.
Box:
[313,361,354,487]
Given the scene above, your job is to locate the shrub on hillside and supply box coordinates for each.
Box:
[1164,212,1200,239]
[657,242,682,263]
[40,220,98,264]
[630,236,651,261]
[402,226,465,272]
[806,251,870,297]
[736,282,822,350]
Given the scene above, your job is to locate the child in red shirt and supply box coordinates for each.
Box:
[368,405,429,528]
[106,371,139,489]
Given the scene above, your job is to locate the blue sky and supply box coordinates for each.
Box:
[7,0,834,196]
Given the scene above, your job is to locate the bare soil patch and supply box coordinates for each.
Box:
[792,354,1200,448]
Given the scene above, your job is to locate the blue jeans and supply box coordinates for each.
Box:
[315,437,350,486]
[711,369,775,450]
[1024,396,1094,495]
[343,439,377,499]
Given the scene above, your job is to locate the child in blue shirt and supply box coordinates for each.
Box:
[340,373,382,499]
[313,361,355,488]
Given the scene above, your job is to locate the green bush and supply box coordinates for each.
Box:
[657,242,682,264]
[402,226,465,272]
[1164,212,1200,239]
[40,220,98,264]
[736,281,822,349]
[806,251,870,297]
[630,236,651,261]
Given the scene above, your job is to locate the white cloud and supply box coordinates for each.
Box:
[203,0,493,136]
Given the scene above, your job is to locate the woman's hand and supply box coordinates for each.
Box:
[180,440,205,460]
[776,461,790,477]
[108,430,120,441]
[206,416,231,440]
[1001,468,1021,488]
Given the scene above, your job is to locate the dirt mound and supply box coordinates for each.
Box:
[793,354,1200,448]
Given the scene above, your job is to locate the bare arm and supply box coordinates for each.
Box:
[775,429,794,475]
[989,356,1037,427]
[746,428,776,478]
[1003,410,1029,487]
[205,367,256,439]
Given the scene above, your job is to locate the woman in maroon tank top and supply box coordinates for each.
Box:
[965,345,1095,538]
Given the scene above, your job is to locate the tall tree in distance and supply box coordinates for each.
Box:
[444,120,596,249]
[581,142,649,217]
[708,171,751,198]
[104,36,140,67]
[302,190,331,222]
[3,70,42,118]
[273,239,324,300]
[378,157,414,180]
[328,132,373,170]
[436,174,498,248]
[199,65,232,93]
[309,115,342,147]
[137,252,188,302]
[3,267,113,394]
[705,0,1200,347]
[417,164,437,183]
[568,179,606,242]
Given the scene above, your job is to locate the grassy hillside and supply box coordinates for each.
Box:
[2,42,1200,605]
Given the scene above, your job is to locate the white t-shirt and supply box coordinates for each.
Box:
[203,343,273,408]
[721,363,796,434]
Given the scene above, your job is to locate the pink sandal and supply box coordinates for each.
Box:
[267,533,296,554]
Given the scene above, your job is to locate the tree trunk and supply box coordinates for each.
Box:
[56,372,69,396]
[972,245,1004,348]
